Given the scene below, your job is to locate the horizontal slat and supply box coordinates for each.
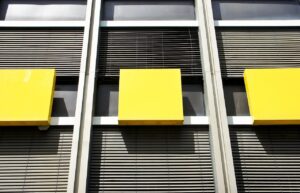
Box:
[0,127,73,192]
[97,28,202,78]
[216,28,300,77]
[88,127,214,192]
[231,127,300,192]
[0,28,84,76]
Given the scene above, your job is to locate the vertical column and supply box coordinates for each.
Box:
[195,0,238,192]
[69,0,103,192]
[67,0,93,193]
[67,0,94,192]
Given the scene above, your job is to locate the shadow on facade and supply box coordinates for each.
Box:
[51,84,78,117]
[0,126,72,155]
[230,126,300,192]
[120,126,196,154]
[88,126,212,191]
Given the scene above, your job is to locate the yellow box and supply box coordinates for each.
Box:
[118,69,184,125]
[244,68,300,125]
[0,69,56,126]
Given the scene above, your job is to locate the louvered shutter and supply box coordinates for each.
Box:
[231,126,300,192]
[98,28,202,78]
[0,126,73,193]
[0,28,84,76]
[88,127,214,193]
[216,28,300,77]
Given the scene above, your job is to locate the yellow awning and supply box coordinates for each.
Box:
[244,68,300,125]
[0,69,56,126]
[118,69,184,125]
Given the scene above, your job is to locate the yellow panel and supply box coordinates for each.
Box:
[0,69,56,126]
[244,68,300,125]
[118,69,184,125]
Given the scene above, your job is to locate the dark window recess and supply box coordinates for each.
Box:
[216,28,300,77]
[52,84,78,117]
[97,28,202,80]
[223,79,249,116]
[95,84,118,116]
[183,84,205,116]
[0,126,73,192]
[212,0,300,20]
[231,126,300,192]
[88,126,214,192]
[95,84,205,116]
[0,28,84,76]
[0,0,87,21]
[101,0,195,20]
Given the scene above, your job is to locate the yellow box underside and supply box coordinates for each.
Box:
[244,68,300,125]
[118,69,184,125]
[0,69,56,126]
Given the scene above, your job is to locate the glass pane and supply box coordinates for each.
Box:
[212,0,300,20]
[102,0,195,20]
[0,0,87,21]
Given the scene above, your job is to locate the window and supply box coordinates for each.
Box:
[212,0,300,20]
[95,28,205,117]
[0,0,87,21]
[101,0,195,20]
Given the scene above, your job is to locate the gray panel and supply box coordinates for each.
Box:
[0,126,73,192]
[102,0,195,20]
[52,84,78,117]
[231,126,300,192]
[88,127,214,192]
[0,28,84,76]
[216,28,300,77]
[94,84,205,116]
[212,0,300,20]
[223,80,249,116]
[0,0,87,21]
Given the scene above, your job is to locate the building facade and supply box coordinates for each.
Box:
[0,0,300,192]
